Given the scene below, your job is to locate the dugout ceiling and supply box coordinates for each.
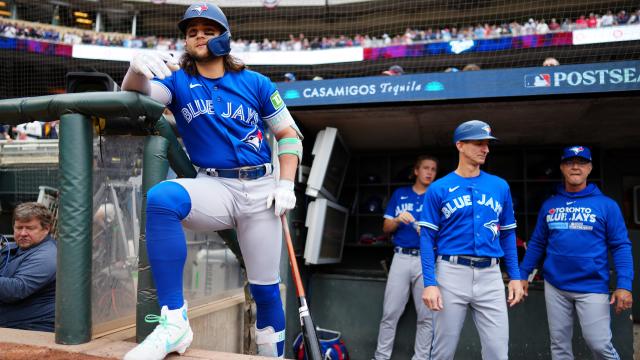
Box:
[292,94,640,150]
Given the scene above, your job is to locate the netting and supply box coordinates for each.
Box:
[2,0,640,99]
[0,136,242,328]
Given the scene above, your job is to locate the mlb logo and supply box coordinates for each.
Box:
[524,74,551,88]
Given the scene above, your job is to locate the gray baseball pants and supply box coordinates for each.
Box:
[429,259,508,360]
[374,252,433,360]
[544,281,620,360]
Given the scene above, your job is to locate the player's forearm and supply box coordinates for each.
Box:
[278,154,298,182]
[499,230,521,280]
[276,127,300,182]
[122,67,151,95]
[383,218,399,234]
[420,227,438,286]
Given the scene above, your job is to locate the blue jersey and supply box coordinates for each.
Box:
[418,170,519,286]
[384,186,424,249]
[520,183,633,293]
[153,69,288,169]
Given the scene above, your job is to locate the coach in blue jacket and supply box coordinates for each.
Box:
[520,146,633,360]
[0,202,56,332]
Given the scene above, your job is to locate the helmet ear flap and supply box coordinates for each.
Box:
[207,31,231,56]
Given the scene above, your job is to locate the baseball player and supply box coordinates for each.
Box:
[121,3,302,360]
[373,155,438,360]
[417,120,524,360]
[519,146,633,360]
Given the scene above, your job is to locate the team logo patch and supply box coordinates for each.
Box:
[241,126,264,152]
[270,91,284,110]
[483,219,500,240]
[481,125,491,135]
[192,4,208,15]
[548,208,555,214]
[569,146,584,155]
[524,74,551,88]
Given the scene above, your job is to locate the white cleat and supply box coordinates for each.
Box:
[124,302,193,360]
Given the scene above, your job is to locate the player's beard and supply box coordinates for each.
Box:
[190,50,215,63]
[185,43,217,63]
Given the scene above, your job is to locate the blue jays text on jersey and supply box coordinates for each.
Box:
[520,183,633,294]
[153,68,290,169]
[383,187,424,249]
[418,171,520,286]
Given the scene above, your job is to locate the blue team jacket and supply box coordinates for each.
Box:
[520,184,633,293]
[0,235,57,331]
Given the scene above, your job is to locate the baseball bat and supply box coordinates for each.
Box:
[281,215,323,360]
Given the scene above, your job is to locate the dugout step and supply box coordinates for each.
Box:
[0,328,278,359]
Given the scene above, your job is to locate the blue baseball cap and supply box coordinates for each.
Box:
[561,146,592,162]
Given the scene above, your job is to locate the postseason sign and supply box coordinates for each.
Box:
[278,60,640,107]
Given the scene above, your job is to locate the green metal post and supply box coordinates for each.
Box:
[136,135,170,342]
[55,113,93,344]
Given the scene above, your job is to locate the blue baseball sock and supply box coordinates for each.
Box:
[250,283,285,356]
[146,181,191,310]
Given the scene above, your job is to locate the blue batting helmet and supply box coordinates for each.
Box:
[453,120,498,143]
[178,3,231,57]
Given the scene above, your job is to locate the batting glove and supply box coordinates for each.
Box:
[266,179,296,216]
[130,52,180,80]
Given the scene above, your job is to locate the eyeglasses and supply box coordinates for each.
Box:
[561,158,591,166]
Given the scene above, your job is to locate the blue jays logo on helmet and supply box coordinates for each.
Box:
[453,119,498,143]
[191,4,209,15]
[483,219,500,241]
[241,126,264,152]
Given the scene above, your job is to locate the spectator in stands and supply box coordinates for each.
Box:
[587,13,598,28]
[601,11,615,27]
[0,124,12,142]
[522,18,536,34]
[0,203,56,332]
[15,121,44,140]
[543,57,560,66]
[628,9,640,24]
[575,15,588,29]
[462,63,481,71]
[444,67,460,72]
[549,18,561,31]
[536,19,550,34]
[382,65,404,76]
[283,72,296,82]
[617,10,630,25]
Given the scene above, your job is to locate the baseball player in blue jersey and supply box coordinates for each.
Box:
[121,3,302,360]
[417,120,524,360]
[519,146,633,360]
[373,155,438,360]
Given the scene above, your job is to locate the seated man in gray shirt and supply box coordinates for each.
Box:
[0,202,56,332]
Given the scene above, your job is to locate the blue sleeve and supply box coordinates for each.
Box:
[500,230,520,280]
[605,200,633,291]
[384,189,398,219]
[519,205,549,279]
[420,227,438,286]
[499,184,520,279]
[0,247,56,303]
[499,183,517,231]
[418,187,441,286]
[257,75,286,119]
[418,186,441,231]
